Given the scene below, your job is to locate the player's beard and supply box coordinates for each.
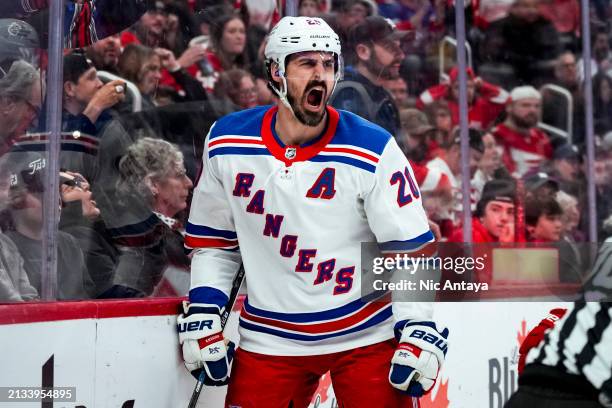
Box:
[286,79,328,127]
[510,111,538,129]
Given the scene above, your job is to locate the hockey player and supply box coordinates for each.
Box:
[177,16,448,407]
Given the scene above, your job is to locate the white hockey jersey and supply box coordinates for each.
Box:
[186,105,435,356]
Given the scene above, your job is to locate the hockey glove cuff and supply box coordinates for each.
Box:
[389,321,449,397]
[177,303,233,385]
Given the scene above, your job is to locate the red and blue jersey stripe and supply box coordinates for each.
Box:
[208,135,270,159]
[185,222,239,250]
[379,230,437,258]
[238,295,392,341]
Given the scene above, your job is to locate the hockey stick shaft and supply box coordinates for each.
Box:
[187,265,246,408]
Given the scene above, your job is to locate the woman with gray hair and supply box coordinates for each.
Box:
[98,137,193,298]
[117,137,193,219]
[0,60,42,156]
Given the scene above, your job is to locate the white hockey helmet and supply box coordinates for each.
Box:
[264,16,343,109]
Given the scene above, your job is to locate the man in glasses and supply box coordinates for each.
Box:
[331,16,406,140]
[0,60,42,157]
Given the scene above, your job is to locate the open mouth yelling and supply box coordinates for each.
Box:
[305,86,325,112]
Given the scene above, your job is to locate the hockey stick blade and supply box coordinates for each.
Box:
[187,265,246,408]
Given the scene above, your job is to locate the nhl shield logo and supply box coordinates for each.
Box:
[285,147,297,160]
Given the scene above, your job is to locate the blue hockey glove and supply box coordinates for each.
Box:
[177,302,234,385]
[389,321,449,397]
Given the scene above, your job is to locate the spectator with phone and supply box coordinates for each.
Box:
[3,153,94,299]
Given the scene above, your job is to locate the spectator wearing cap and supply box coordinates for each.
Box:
[492,86,553,177]
[546,143,581,195]
[121,2,169,48]
[480,0,561,85]
[4,154,94,299]
[0,18,39,71]
[0,60,42,157]
[450,178,517,243]
[330,16,405,137]
[416,66,509,131]
[27,52,127,182]
[399,108,436,165]
[523,171,560,198]
[62,52,126,133]
[448,178,519,284]
[0,161,38,302]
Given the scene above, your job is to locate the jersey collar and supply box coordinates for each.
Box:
[261,105,339,166]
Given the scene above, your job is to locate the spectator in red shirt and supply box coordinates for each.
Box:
[416,66,509,130]
[492,85,553,177]
[537,0,579,39]
[189,13,249,92]
[448,178,517,283]
[450,178,517,244]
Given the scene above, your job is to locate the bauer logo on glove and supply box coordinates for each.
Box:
[177,302,235,386]
[389,321,449,397]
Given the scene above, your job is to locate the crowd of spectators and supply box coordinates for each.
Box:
[1,0,612,302]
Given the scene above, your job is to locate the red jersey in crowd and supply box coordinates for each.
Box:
[447,218,497,283]
[492,123,553,177]
[416,79,509,130]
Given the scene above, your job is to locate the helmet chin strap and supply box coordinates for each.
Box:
[270,74,339,124]
[276,76,296,117]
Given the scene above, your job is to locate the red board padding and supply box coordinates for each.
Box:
[0,297,186,325]
[0,295,247,326]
